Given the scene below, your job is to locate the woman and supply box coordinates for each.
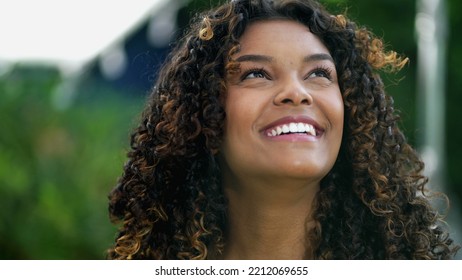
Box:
[107,0,459,259]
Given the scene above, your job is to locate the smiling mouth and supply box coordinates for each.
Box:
[266,122,317,137]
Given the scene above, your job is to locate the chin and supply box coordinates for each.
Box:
[268,165,331,182]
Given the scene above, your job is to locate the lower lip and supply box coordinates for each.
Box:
[263,133,320,142]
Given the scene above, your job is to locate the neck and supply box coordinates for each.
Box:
[221,177,318,260]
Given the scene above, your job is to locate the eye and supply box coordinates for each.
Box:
[307,66,333,80]
[241,68,269,80]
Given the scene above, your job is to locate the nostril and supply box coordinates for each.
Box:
[301,98,311,105]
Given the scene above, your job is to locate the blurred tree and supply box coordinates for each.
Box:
[445,0,462,201]
[0,66,144,259]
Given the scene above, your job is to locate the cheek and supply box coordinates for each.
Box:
[327,91,344,126]
[320,90,344,146]
[332,94,345,152]
[222,95,248,151]
[318,90,345,122]
[224,90,263,133]
[335,104,344,133]
[224,96,243,138]
[222,90,265,163]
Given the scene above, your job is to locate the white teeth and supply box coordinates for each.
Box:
[289,123,297,133]
[277,126,282,135]
[266,122,317,137]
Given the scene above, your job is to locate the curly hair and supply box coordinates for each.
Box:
[107,0,459,259]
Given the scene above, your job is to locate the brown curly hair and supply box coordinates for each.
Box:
[107,0,459,259]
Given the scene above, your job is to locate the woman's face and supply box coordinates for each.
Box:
[221,20,344,186]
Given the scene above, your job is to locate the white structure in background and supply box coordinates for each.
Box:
[0,0,187,109]
[416,0,461,258]
[99,0,184,81]
[0,0,170,73]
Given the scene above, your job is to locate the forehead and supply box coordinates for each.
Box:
[236,19,330,56]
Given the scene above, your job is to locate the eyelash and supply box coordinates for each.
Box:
[308,65,333,80]
[241,67,269,80]
[240,65,334,81]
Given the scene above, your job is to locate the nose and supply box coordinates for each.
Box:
[273,76,313,106]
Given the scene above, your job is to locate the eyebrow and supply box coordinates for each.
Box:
[234,53,334,64]
[304,53,334,63]
[235,54,273,63]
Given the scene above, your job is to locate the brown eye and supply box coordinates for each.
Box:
[307,67,333,80]
[242,68,268,80]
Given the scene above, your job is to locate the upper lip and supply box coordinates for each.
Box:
[260,115,324,134]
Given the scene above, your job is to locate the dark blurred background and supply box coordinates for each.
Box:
[0,0,460,259]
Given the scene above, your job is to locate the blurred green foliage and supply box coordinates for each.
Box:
[0,0,461,259]
[0,66,144,259]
